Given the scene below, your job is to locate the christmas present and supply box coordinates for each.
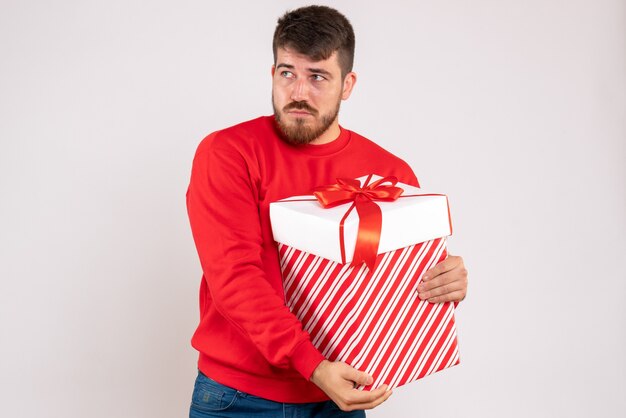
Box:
[270,174,459,390]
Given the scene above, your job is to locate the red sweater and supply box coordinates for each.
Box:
[186,115,419,403]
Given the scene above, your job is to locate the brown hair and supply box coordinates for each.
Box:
[272,5,356,78]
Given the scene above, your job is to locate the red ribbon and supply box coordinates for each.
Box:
[313,175,404,271]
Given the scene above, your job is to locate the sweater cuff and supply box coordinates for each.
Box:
[290,340,326,381]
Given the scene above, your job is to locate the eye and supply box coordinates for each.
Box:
[281,71,295,78]
[311,74,326,81]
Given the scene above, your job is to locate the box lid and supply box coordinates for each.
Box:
[269,174,452,264]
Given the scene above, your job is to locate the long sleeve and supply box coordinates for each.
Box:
[186,133,325,379]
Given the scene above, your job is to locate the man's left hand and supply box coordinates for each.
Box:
[417,255,468,303]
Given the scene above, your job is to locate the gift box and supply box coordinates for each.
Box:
[270,174,460,390]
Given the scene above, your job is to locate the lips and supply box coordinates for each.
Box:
[287,110,313,116]
[283,102,317,116]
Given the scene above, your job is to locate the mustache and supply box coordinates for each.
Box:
[283,101,318,115]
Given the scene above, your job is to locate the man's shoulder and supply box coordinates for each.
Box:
[348,129,394,152]
[196,115,274,154]
[345,128,419,187]
[347,129,408,163]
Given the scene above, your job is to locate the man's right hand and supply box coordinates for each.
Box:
[310,360,392,411]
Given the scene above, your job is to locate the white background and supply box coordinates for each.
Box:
[1,1,624,417]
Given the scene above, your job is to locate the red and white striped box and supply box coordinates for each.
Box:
[270,175,459,390]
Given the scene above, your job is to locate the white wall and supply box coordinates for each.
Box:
[1,1,624,417]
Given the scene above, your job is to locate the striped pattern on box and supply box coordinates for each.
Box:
[278,237,460,390]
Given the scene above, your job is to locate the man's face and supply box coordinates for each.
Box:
[272,47,355,145]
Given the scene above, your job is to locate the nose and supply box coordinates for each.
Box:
[290,78,309,102]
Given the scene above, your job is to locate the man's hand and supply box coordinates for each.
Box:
[417,255,468,303]
[310,360,392,411]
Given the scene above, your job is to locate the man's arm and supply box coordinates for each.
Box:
[186,135,324,378]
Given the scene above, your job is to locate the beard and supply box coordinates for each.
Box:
[273,95,341,145]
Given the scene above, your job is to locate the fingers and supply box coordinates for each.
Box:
[418,280,465,302]
[421,289,466,303]
[418,271,463,295]
[336,385,393,411]
[418,263,468,303]
[355,388,392,410]
[422,255,461,282]
[344,364,373,386]
[334,363,393,411]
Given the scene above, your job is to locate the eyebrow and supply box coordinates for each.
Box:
[308,68,332,77]
[276,63,333,77]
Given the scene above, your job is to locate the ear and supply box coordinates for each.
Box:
[271,64,276,77]
[341,72,357,100]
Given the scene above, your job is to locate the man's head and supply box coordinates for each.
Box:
[271,6,357,145]
[272,5,355,79]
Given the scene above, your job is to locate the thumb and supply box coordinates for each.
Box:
[344,364,373,386]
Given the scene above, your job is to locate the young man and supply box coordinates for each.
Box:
[186,5,468,417]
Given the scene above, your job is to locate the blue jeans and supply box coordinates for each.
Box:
[189,371,366,418]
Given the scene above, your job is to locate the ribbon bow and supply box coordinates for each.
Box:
[313,175,404,271]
